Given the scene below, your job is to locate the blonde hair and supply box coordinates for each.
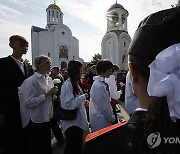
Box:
[34,55,51,70]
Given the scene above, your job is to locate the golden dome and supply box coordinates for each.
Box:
[47,3,61,11]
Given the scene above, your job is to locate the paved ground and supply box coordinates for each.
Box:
[52,101,130,154]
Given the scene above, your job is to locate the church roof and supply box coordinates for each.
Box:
[32,26,48,32]
[108,3,124,11]
[47,3,61,11]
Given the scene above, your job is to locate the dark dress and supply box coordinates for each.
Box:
[84,111,147,154]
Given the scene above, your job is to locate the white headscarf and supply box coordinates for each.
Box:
[147,43,180,122]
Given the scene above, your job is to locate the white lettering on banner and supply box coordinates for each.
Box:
[147,132,180,149]
[163,137,180,144]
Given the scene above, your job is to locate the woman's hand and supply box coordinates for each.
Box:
[84,100,89,107]
[52,95,58,101]
[44,86,58,97]
[84,93,89,99]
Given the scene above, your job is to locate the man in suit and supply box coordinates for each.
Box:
[0,35,33,154]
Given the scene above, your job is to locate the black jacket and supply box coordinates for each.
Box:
[0,56,33,120]
[84,111,147,154]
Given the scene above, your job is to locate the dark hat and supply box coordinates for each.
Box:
[128,7,180,76]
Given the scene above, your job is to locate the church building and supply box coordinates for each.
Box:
[101,2,131,70]
[31,2,82,69]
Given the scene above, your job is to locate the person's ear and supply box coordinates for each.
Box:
[128,63,138,83]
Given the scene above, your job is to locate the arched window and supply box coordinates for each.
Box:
[122,15,125,24]
[52,11,55,22]
[48,11,50,22]
[122,53,128,70]
[112,13,118,24]
[56,12,59,22]
[59,45,68,59]
[124,41,126,47]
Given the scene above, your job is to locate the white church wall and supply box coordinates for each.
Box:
[54,25,73,60]
[39,32,54,63]
[101,32,118,63]
[31,32,40,66]
[72,37,79,60]
[32,3,81,68]
[54,25,72,41]
[118,32,131,70]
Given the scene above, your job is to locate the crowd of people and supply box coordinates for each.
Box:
[0,6,180,154]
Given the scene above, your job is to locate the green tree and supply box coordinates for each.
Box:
[91,53,102,64]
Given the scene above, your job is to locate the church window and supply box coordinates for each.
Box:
[48,53,50,58]
[112,13,118,24]
[124,42,126,47]
[52,11,55,22]
[62,31,65,35]
[122,53,128,70]
[59,45,68,59]
[122,54,125,63]
[122,15,125,24]
[48,11,50,22]
[56,12,59,22]
[106,12,111,24]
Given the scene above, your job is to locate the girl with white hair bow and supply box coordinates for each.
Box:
[128,7,180,153]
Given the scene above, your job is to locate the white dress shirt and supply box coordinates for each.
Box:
[60,78,88,135]
[18,72,54,128]
[125,72,138,115]
[105,75,122,100]
[89,76,115,132]
[11,55,25,75]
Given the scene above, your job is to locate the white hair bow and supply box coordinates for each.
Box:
[147,43,180,122]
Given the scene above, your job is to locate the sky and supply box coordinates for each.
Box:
[0,0,178,63]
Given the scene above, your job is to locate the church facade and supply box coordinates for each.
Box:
[31,2,82,69]
[101,2,131,71]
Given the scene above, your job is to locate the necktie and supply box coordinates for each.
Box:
[101,81,110,96]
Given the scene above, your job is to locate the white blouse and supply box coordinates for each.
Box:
[18,72,54,128]
[60,78,88,135]
[125,72,138,115]
[89,76,115,132]
[105,75,122,100]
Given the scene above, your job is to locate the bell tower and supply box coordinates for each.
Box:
[101,1,131,71]
[106,1,128,33]
[46,0,63,28]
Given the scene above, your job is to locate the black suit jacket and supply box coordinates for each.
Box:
[0,56,32,120]
[84,111,147,154]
